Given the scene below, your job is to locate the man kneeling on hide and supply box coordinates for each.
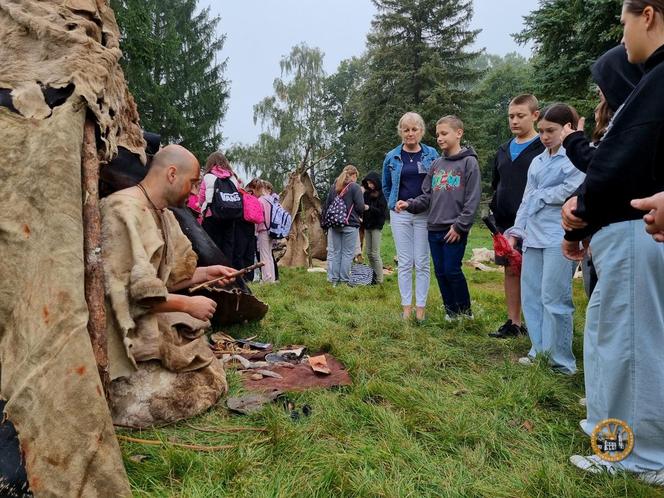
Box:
[101,144,233,428]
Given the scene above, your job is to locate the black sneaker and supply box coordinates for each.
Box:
[519,323,529,336]
[488,319,521,339]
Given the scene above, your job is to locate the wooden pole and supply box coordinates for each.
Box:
[81,118,110,397]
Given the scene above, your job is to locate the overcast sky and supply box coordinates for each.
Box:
[206,0,539,146]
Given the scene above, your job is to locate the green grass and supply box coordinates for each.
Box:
[120,225,663,497]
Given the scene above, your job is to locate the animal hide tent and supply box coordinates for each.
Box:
[0,0,143,495]
[279,169,328,267]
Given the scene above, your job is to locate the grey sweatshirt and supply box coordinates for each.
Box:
[406,147,481,233]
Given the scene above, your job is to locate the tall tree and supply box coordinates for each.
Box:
[112,0,229,160]
[515,0,622,114]
[322,56,369,181]
[464,53,535,188]
[230,44,333,190]
[355,0,481,170]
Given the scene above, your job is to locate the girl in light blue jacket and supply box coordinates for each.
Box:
[505,104,585,374]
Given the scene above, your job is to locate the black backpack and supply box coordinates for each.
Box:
[210,177,243,220]
[321,184,353,229]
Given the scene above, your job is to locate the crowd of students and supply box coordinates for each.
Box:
[318,0,664,482]
[188,151,283,284]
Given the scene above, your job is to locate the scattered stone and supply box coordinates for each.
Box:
[226,390,283,415]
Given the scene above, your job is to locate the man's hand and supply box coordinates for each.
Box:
[631,192,664,242]
[562,196,588,230]
[562,238,589,261]
[204,265,236,285]
[152,293,216,320]
[444,226,461,243]
[561,117,586,142]
[185,295,217,321]
[395,200,409,213]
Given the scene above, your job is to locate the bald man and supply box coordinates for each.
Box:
[100,145,233,428]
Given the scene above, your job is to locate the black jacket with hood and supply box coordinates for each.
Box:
[563,45,644,173]
[489,137,545,231]
[566,44,664,241]
[361,171,388,230]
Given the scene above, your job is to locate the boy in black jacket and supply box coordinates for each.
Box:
[488,94,545,338]
[361,172,388,283]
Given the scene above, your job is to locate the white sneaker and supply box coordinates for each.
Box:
[518,356,534,366]
[579,397,587,407]
[638,469,664,486]
[569,454,619,475]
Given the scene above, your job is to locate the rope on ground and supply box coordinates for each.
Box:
[116,434,270,452]
[184,423,267,433]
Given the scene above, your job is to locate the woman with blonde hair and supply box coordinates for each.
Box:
[323,165,365,286]
[382,112,439,320]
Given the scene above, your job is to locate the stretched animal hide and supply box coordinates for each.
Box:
[280,170,328,267]
[0,0,141,495]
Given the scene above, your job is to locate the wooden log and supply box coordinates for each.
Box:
[81,119,110,397]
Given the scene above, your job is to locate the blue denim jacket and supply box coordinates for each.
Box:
[505,146,585,249]
[381,143,439,210]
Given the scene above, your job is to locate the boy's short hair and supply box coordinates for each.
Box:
[436,115,464,131]
[509,94,539,113]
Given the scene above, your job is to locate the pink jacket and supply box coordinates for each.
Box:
[197,166,240,220]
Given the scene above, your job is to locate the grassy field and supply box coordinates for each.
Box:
[120,225,663,497]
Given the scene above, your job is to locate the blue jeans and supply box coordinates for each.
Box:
[582,220,664,472]
[327,226,358,283]
[428,229,471,316]
[390,210,430,307]
[521,245,576,374]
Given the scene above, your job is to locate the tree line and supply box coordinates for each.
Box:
[112,0,623,193]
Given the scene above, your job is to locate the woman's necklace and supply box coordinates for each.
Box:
[137,182,161,211]
[403,148,421,163]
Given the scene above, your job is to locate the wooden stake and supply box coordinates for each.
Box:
[188,262,264,293]
[81,119,110,397]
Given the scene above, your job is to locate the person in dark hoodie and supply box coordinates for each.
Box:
[488,94,545,339]
[562,45,644,173]
[396,116,481,320]
[562,45,644,299]
[504,104,585,375]
[562,1,664,482]
[361,172,388,284]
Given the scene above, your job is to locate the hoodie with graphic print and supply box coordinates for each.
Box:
[406,147,481,233]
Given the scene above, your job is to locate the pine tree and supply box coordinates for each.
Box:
[111,0,229,161]
[354,0,481,170]
[515,0,622,114]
